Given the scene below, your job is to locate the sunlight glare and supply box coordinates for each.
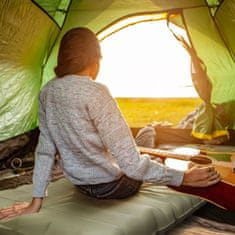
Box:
[97,20,198,98]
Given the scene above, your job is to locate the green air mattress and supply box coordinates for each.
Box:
[0,178,204,235]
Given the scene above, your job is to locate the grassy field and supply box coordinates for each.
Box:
[116,98,201,128]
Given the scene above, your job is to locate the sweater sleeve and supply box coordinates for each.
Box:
[88,84,184,186]
[32,96,56,198]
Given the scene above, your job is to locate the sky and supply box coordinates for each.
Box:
[97,20,198,98]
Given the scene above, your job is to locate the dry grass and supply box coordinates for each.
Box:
[116,98,201,128]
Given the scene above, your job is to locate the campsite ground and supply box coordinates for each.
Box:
[116,98,201,127]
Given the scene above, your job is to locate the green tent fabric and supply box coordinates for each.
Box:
[0,0,59,141]
[215,0,235,61]
[0,0,235,141]
[33,0,72,27]
[206,0,222,7]
[183,2,235,139]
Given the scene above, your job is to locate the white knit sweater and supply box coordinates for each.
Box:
[32,75,183,197]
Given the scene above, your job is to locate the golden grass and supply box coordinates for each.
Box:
[116,98,201,128]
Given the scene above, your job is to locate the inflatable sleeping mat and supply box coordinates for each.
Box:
[0,178,204,235]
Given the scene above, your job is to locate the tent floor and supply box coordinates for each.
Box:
[0,178,204,235]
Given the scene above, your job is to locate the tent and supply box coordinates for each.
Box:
[1,1,235,234]
[0,0,235,142]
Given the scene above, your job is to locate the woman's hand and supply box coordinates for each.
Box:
[182,166,221,187]
[0,198,43,221]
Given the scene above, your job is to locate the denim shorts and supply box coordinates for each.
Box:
[75,175,142,199]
